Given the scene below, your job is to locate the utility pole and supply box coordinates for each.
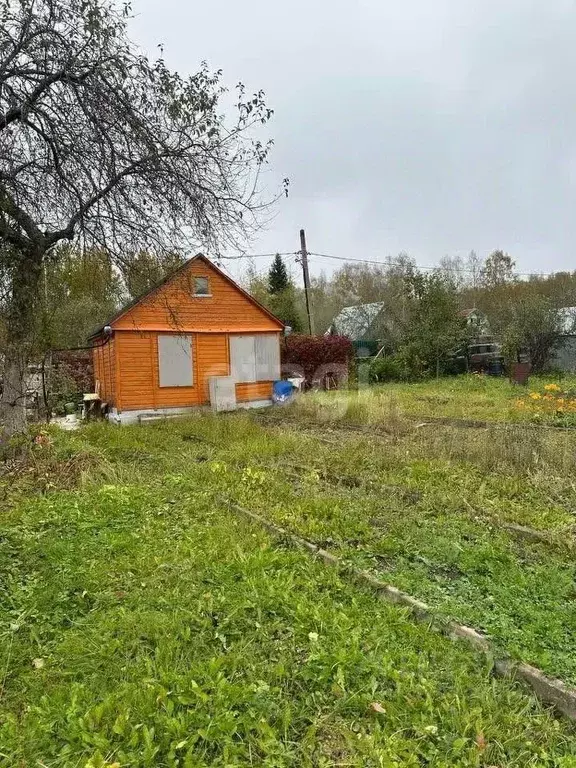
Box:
[298,228,314,334]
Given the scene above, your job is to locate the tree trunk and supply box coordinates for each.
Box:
[0,350,28,435]
[0,250,43,437]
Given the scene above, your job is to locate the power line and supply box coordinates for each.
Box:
[307,251,567,279]
[216,252,299,280]
[214,247,571,280]
[216,251,297,261]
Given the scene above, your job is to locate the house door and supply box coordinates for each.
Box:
[197,334,229,404]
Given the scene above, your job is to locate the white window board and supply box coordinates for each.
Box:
[158,334,194,387]
[230,334,279,383]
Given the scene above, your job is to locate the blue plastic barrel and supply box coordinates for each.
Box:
[273,380,294,403]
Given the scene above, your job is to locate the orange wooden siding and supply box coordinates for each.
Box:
[92,337,116,405]
[236,382,273,402]
[95,255,283,414]
[112,258,283,334]
[197,333,229,402]
[114,331,278,412]
[115,331,197,411]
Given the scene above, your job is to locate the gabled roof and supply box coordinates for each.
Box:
[89,253,284,339]
[329,302,386,340]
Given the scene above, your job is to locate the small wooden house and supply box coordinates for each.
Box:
[89,254,284,423]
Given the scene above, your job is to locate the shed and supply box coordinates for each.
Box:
[89,254,284,423]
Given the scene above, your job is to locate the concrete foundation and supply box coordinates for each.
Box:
[108,399,272,425]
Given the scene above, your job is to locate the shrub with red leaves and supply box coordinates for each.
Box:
[281,334,353,388]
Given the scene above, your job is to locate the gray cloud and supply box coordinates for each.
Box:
[131,0,576,276]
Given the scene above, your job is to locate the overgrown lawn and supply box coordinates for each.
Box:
[2,412,576,765]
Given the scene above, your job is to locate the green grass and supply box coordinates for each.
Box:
[288,374,576,426]
[2,412,576,765]
[164,415,576,685]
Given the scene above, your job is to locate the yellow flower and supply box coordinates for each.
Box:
[529,392,541,400]
[544,383,561,392]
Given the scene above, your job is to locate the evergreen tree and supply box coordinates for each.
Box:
[268,287,303,332]
[268,254,289,294]
[245,258,303,331]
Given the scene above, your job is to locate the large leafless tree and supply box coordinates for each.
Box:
[0,0,276,434]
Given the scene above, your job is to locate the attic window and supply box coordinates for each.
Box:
[193,276,210,296]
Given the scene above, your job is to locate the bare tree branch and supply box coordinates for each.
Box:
[0,0,278,433]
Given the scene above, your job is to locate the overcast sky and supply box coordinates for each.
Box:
[131,0,576,279]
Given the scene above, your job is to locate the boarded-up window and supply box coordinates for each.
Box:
[230,335,256,383]
[230,334,279,383]
[255,335,280,380]
[158,334,194,387]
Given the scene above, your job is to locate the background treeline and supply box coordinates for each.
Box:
[0,245,186,353]
[246,249,576,377]
[2,246,575,378]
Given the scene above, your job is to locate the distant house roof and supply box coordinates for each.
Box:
[327,302,386,340]
[559,307,576,335]
[459,307,488,321]
[458,308,490,334]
